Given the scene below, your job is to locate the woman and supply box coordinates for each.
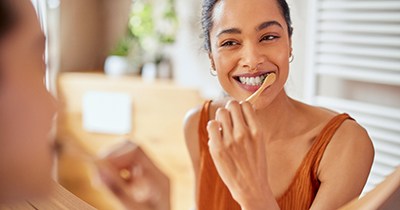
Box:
[0,1,169,209]
[184,0,374,209]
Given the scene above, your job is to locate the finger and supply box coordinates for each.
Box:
[240,101,263,165]
[97,154,166,210]
[240,101,260,134]
[98,141,139,169]
[128,146,161,173]
[215,107,233,138]
[226,102,255,175]
[241,101,265,159]
[97,160,133,199]
[100,141,160,175]
[226,100,247,127]
[102,172,152,210]
[208,119,238,172]
[207,120,223,149]
[226,100,249,137]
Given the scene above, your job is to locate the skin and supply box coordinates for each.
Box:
[0,0,57,202]
[0,1,170,209]
[184,0,374,209]
[99,142,171,210]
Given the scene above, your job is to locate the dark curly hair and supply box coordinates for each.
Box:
[201,0,293,52]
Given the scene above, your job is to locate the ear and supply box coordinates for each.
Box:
[208,53,216,70]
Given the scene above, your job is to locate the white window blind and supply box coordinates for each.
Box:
[32,0,50,89]
[305,0,400,193]
[31,0,61,95]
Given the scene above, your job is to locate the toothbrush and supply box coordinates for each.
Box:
[245,73,276,104]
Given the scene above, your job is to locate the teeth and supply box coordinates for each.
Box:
[249,77,255,85]
[238,74,268,86]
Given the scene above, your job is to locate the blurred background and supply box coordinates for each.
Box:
[32,0,399,209]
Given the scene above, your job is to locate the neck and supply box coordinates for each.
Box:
[255,90,299,140]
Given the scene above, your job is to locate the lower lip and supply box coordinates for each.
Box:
[235,80,265,92]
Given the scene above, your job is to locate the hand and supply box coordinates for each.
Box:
[97,141,170,210]
[207,100,278,210]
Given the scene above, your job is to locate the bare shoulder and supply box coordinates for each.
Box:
[184,98,227,126]
[326,119,374,164]
[183,102,207,203]
[319,113,374,172]
[184,105,203,156]
[183,99,222,151]
[184,102,212,181]
[310,114,374,208]
[184,105,202,136]
[183,99,226,166]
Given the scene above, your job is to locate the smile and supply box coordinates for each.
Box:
[234,72,271,86]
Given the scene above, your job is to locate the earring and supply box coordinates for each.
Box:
[210,67,217,76]
[289,54,294,63]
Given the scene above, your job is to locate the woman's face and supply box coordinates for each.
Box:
[209,0,291,108]
[0,0,57,202]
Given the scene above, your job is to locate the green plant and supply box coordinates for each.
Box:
[109,0,178,62]
[110,37,132,56]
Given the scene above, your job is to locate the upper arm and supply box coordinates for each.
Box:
[310,120,375,210]
[183,106,202,206]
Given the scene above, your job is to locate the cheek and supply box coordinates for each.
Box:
[214,53,238,92]
[267,45,290,79]
[214,52,237,78]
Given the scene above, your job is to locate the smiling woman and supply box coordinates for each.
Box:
[184,0,375,209]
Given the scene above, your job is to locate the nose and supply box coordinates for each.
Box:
[240,43,265,71]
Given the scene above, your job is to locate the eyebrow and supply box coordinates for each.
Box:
[217,28,241,37]
[216,20,283,37]
[257,21,283,31]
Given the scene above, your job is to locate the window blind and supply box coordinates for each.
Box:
[305,0,400,194]
[31,0,50,89]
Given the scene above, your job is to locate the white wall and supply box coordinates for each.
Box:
[286,0,309,101]
[172,0,222,99]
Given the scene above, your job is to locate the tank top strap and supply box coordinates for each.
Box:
[198,100,213,145]
[305,113,354,178]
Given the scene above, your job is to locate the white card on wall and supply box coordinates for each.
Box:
[82,91,132,135]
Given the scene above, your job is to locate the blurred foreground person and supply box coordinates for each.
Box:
[0,1,169,209]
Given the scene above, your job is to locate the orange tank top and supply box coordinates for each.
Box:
[197,100,353,210]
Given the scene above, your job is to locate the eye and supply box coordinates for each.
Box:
[221,40,239,47]
[260,35,280,42]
